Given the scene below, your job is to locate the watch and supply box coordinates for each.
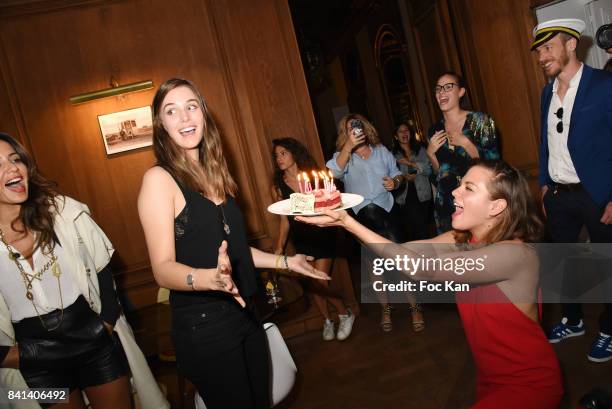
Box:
[186,272,195,290]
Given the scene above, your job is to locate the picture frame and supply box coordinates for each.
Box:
[98,106,153,155]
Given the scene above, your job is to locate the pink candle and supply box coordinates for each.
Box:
[297,173,304,193]
[312,170,319,191]
[328,170,336,191]
[303,172,311,193]
[320,171,329,192]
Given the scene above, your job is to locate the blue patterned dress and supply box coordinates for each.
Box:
[427,111,500,233]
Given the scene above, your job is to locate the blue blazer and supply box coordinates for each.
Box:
[539,64,612,206]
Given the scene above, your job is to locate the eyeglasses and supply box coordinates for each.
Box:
[435,83,458,94]
[555,107,563,133]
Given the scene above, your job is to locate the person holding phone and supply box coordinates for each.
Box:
[327,114,404,332]
[426,71,500,234]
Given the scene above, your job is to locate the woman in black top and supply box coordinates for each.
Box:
[138,78,329,409]
[271,138,355,341]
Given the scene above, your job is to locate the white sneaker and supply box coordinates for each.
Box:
[322,319,335,341]
[336,309,355,341]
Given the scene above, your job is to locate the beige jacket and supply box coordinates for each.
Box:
[0,196,169,409]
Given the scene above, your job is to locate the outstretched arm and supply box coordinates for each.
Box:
[250,247,330,280]
[297,210,534,284]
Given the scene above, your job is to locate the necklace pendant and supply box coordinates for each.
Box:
[8,251,19,261]
[52,262,61,277]
[26,291,33,301]
[224,223,231,235]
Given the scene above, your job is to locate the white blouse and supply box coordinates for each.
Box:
[0,242,81,322]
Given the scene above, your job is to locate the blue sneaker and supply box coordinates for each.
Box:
[588,332,612,362]
[548,318,585,343]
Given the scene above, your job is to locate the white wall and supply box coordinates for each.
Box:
[535,0,612,69]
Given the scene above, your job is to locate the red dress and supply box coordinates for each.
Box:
[456,284,563,408]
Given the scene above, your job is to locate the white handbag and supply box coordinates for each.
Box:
[194,322,297,408]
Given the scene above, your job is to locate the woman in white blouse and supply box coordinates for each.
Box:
[0,132,168,409]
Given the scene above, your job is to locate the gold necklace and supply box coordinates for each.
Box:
[0,228,64,331]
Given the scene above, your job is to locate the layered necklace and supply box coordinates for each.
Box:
[0,227,64,331]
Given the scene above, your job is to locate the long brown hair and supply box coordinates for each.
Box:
[152,78,237,200]
[454,159,543,244]
[271,137,316,192]
[335,114,381,152]
[0,133,58,253]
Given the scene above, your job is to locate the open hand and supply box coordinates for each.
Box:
[288,254,331,280]
[296,209,348,228]
[208,240,245,307]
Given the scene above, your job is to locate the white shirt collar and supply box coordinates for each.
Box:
[552,63,584,92]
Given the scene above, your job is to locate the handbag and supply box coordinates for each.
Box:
[194,322,297,408]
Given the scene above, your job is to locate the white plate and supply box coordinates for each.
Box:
[267,193,364,216]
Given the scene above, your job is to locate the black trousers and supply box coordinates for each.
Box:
[354,202,405,242]
[172,300,270,409]
[543,185,612,333]
[398,183,432,241]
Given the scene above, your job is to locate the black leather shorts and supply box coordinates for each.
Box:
[14,295,128,392]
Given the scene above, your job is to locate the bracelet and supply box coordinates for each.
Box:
[282,254,289,270]
[187,268,196,291]
[275,254,282,270]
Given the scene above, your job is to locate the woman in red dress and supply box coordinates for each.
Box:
[298,159,563,409]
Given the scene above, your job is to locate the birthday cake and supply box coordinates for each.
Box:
[289,170,342,213]
[290,189,342,213]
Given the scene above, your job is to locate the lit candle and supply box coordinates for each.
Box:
[320,171,329,192]
[303,172,311,193]
[312,170,319,191]
[328,170,336,191]
[297,173,303,193]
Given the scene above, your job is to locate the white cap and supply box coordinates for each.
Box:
[531,18,586,50]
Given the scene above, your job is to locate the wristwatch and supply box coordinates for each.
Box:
[186,272,195,290]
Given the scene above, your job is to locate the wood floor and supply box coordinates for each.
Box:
[151,302,612,409]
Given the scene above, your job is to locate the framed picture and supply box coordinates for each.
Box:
[98,106,153,155]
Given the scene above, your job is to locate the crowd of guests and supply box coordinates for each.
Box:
[0,16,610,409]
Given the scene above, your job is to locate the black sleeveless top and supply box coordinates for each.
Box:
[169,173,258,308]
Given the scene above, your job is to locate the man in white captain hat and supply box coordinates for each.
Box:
[532,18,612,363]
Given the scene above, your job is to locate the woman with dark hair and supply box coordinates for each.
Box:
[298,159,563,409]
[391,122,433,332]
[271,137,355,341]
[327,113,404,332]
[0,133,168,409]
[392,122,433,241]
[427,71,500,234]
[137,78,329,409]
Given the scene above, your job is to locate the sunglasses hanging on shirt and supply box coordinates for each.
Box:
[555,107,563,133]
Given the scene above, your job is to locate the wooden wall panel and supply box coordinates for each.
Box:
[411,2,462,122]
[455,0,544,176]
[0,0,320,306]
[207,0,321,251]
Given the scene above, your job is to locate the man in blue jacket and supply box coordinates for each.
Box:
[532,18,612,363]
